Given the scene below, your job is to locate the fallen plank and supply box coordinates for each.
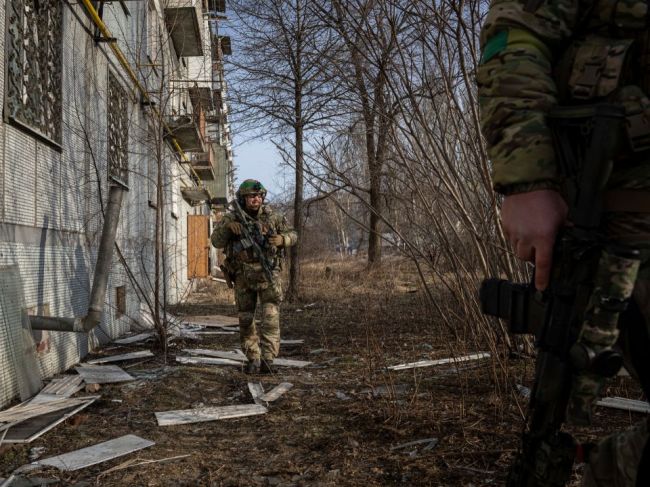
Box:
[30,376,85,405]
[387,352,490,371]
[114,332,153,345]
[248,382,266,406]
[85,350,154,365]
[259,383,293,403]
[75,365,135,384]
[189,330,236,335]
[32,434,154,471]
[596,397,650,414]
[175,356,241,366]
[273,358,312,368]
[182,349,247,362]
[2,397,98,444]
[280,339,304,346]
[156,404,267,426]
[0,397,93,425]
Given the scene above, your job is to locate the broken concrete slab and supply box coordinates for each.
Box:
[155,404,267,426]
[113,333,154,345]
[387,352,490,371]
[85,351,154,365]
[259,383,293,403]
[596,397,650,414]
[175,356,241,367]
[29,434,154,471]
[75,365,135,384]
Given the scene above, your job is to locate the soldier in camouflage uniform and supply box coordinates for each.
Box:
[477,0,650,484]
[211,179,298,374]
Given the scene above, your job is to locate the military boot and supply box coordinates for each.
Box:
[245,359,260,375]
[260,358,275,374]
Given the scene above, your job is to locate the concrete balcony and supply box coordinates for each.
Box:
[190,148,216,181]
[164,0,203,57]
[166,113,204,153]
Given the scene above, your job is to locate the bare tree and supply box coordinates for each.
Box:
[228,0,338,300]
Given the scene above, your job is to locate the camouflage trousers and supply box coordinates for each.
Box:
[234,267,283,362]
[582,274,650,487]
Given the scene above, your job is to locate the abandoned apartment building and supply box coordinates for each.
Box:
[0,0,234,408]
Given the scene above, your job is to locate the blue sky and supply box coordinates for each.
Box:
[232,139,291,199]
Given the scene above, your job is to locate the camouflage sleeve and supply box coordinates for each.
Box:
[476,0,579,194]
[211,213,235,249]
[273,214,298,247]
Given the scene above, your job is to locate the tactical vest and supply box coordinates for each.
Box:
[556,0,650,151]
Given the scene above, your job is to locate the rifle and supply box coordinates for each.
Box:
[480,104,641,486]
[230,199,276,283]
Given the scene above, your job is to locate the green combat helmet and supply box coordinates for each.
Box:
[236,179,267,206]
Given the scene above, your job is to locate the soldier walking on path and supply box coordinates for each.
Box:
[211,179,298,374]
[478,0,650,484]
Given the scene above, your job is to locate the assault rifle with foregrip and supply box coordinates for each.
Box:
[228,199,276,283]
[480,104,641,487]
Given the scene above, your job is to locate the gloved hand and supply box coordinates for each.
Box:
[268,234,284,247]
[227,222,243,235]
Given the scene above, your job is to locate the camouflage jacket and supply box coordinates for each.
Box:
[211,204,298,274]
[477,0,650,202]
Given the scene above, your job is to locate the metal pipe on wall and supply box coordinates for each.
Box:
[29,184,125,332]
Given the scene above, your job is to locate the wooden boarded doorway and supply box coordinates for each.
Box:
[187,215,210,279]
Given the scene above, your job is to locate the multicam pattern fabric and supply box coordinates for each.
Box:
[478,0,650,483]
[211,205,297,361]
[567,250,640,425]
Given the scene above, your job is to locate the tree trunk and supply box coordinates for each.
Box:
[367,165,382,265]
[287,122,304,301]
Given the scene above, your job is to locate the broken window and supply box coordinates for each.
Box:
[5,0,63,144]
[107,72,129,185]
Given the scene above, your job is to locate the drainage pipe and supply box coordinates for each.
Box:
[29,184,125,332]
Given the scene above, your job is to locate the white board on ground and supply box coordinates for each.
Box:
[273,358,311,368]
[175,356,241,366]
[248,382,266,406]
[0,397,94,426]
[259,383,293,402]
[156,404,267,426]
[596,397,650,414]
[387,352,491,371]
[182,349,247,362]
[75,365,135,384]
[30,376,85,404]
[281,340,304,346]
[114,332,153,345]
[33,434,154,471]
[85,350,154,365]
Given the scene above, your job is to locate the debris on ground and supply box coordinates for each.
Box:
[155,404,267,426]
[387,352,491,371]
[85,350,154,365]
[74,365,134,384]
[23,435,154,472]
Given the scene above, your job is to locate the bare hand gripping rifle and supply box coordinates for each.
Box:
[480,104,641,486]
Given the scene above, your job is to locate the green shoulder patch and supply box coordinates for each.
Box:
[480,30,508,64]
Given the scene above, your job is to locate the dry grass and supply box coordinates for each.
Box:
[0,256,644,486]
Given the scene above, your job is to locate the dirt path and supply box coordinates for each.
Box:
[1,260,644,486]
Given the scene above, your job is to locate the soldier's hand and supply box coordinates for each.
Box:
[268,235,284,247]
[227,222,243,235]
[501,190,568,292]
